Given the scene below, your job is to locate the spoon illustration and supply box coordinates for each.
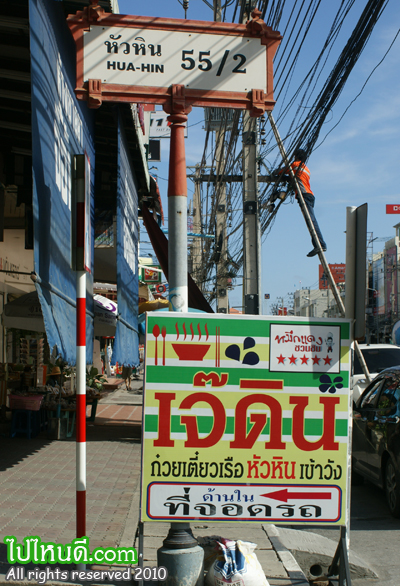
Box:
[153,324,160,365]
[161,326,167,365]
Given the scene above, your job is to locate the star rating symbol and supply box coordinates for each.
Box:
[289,354,297,365]
[324,355,332,365]
[277,354,286,364]
[312,355,321,365]
[300,354,309,364]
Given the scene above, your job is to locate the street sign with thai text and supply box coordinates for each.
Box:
[67,7,281,114]
[141,314,351,525]
[84,28,266,92]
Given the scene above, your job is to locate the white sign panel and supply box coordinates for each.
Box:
[146,482,342,523]
[83,27,267,93]
[269,324,341,374]
[141,314,351,526]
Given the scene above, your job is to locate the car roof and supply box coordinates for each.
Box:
[359,344,400,350]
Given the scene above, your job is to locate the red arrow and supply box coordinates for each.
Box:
[260,489,332,503]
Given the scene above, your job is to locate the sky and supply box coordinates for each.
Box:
[118,0,400,313]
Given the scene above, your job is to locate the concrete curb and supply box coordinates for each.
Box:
[263,525,309,586]
[119,476,141,549]
[270,526,378,582]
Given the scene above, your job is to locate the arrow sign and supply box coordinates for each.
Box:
[261,489,332,503]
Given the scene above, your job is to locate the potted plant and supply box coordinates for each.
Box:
[86,366,107,392]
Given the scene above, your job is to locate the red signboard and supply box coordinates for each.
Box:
[144,267,160,282]
[386,205,400,214]
[319,264,345,290]
[67,5,281,115]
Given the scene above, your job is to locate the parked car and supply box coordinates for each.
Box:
[352,366,400,517]
[352,343,400,401]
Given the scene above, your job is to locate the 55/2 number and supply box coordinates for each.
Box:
[181,49,247,76]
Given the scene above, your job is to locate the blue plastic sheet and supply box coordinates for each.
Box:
[111,115,139,367]
[30,0,94,364]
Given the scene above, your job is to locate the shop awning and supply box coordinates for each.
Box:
[2,292,117,338]
[110,115,140,368]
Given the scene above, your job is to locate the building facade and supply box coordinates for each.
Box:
[0,0,155,374]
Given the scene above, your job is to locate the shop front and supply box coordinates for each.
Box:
[0,0,153,437]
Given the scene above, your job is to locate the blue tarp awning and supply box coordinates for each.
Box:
[30,0,95,364]
[111,114,139,367]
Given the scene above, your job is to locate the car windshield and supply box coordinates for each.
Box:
[354,347,400,375]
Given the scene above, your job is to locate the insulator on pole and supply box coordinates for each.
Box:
[183,0,189,18]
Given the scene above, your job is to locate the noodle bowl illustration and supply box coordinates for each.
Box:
[172,322,211,361]
[172,344,210,361]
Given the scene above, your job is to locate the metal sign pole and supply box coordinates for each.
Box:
[156,85,204,586]
[67,7,281,583]
[328,526,352,585]
[165,85,190,315]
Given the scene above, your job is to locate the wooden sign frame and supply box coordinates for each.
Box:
[67,3,282,115]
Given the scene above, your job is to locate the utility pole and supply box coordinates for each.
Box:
[213,0,221,21]
[242,112,261,314]
[242,1,261,315]
[327,285,330,317]
[190,165,203,289]
[215,124,229,313]
[213,0,229,314]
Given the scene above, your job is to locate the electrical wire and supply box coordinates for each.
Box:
[315,25,400,151]
[186,0,390,304]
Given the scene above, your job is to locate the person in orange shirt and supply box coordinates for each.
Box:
[278,149,327,257]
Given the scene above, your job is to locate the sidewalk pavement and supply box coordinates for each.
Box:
[0,375,309,586]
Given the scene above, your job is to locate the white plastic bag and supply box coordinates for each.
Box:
[197,535,223,572]
[205,538,270,586]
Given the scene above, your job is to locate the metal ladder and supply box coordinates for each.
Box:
[267,111,371,383]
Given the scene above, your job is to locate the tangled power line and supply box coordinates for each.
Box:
[187,0,394,301]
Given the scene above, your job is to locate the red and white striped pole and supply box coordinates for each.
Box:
[74,155,87,555]
[76,269,86,541]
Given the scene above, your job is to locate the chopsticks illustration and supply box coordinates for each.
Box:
[215,326,220,367]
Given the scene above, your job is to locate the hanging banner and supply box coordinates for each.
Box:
[30,0,94,364]
[111,114,139,367]
[141,314,351,525]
